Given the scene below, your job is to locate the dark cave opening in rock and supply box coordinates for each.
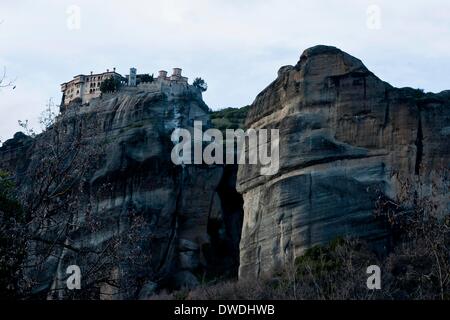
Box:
[203,164,244,280]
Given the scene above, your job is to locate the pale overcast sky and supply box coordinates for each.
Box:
[0,0,449,142]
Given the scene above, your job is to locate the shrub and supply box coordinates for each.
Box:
[0,171,25,299]
[149,225,449,300]
[210,106,250,132]
[193,78,208,92]
[140,74,154,83]
[100,77,121,93]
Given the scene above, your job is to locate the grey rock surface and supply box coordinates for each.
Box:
[0,85,241,299]
[1,45,448,297]
[237,45,450,279]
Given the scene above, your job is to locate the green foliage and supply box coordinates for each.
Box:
[100,77,121,93]
[150,227,450,300]
[413,88,426,99]
[210,105,250,132]
[140,74,154,83]
[193,77,208,92]
[173,289,189,300]
[295,238,347,277]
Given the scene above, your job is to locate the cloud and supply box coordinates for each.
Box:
[0,0,449,142]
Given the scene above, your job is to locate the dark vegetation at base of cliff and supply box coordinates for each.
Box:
[152,215,450,300]
[152,180,450,300]
[0,171,26,299]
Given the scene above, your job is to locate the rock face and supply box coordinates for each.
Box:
[237,45,450,279]
[1,45,448,297]
[0,85,242,299]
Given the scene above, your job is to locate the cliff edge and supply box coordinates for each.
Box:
[237,45,450,279]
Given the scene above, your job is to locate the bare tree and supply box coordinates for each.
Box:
[5,102,153,299]
[0,67,14,89]
[375,168,450,300]
[162,170,449,301]
[15,107,107,298]
[0,21,15,90]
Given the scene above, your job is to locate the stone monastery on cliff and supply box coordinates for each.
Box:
[61,67,189,106]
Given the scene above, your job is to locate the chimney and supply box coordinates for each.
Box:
[172,68,182,77]
[90,71,93,75]
[128,68,137,86]
[159,70,168,79]
[113,67,116,72]
[107,69,110,73]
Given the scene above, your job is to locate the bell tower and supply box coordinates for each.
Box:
[129,68,137,86]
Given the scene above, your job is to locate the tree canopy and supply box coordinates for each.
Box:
[140,74,154,83]
[193,77,208,92]
[100,77,121,93]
